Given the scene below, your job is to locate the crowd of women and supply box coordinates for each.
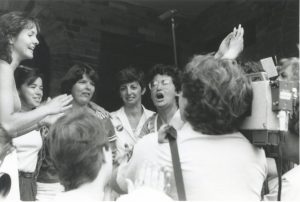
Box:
[0,11,299,202]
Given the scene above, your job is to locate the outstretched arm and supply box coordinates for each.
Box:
[0,62,73,137]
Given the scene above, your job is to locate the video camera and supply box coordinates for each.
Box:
[239,57,298,157]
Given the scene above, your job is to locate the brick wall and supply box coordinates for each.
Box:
[1,0,175,110]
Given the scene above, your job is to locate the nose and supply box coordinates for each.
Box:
[85,82,93,91]
[127,86,133,94]
[33,36,39,46]
[35,88,43,96]
[156,81,163,89]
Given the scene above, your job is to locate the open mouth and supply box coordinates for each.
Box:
[156,92,164,99]
[82,92,91,97]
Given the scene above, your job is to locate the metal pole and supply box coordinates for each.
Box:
[171,17,178,67]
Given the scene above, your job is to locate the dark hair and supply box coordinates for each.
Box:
[49,109,109,191]
[60,63,99,94]
[116,66,145,89]
[182,55,253,135]
[14,65,43,90]
[0,11,40,64]
[147,64,181,92]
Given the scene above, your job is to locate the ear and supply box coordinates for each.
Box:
[141,87,146,95]
[175,90,181,97]
[8,35,15,45]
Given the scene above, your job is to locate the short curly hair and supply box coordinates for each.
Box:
[116,66,146,89]
[60,63,99,94]
[182,55,253,135]
[147,64,181,92]
[49,109,109,191]
[0,11,40,64]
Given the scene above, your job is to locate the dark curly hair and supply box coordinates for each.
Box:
[147,64,181,92]
[182,55,253,135]
[60,63,99,94]
[116,66,146,89]
[49,109,109,191]
[0,11,40,64]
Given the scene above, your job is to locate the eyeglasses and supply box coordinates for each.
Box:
[148,79,172,90]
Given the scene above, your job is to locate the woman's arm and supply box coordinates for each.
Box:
[0,62,73,137]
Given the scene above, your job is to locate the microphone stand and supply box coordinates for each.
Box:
[171,16,178,67]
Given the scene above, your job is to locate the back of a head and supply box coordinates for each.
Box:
[49,109,109,191]
[182,55,252,135]
[278,57,299,82]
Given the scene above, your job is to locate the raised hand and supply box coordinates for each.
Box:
[216,24,244,59]
[40,94,73,115]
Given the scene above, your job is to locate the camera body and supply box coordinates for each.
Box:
[239,72,297,151]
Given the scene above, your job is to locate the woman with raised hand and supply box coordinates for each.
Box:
[0,11,72,201]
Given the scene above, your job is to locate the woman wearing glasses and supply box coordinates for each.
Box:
[139,64,184,137]
[111,66,154,165]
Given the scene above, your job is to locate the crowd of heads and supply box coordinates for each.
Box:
[0,10,299,201]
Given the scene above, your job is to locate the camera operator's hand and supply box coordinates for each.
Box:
[215,24,244,59]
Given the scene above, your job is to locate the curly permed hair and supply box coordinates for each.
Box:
[60,63,99,94]
[182,55,253,135]
[147,64,181,92]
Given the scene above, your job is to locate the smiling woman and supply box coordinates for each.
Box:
[13,66,44,201]
[111,66,154,165]
[0,11,73,201]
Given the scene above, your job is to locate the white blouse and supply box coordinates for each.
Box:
[12,130,43,172]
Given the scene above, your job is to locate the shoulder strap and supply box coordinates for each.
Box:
[166,126,186,201]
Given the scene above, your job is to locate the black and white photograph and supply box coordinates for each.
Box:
[0,0,299,201]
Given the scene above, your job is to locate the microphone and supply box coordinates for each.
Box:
[158,9,178,21]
